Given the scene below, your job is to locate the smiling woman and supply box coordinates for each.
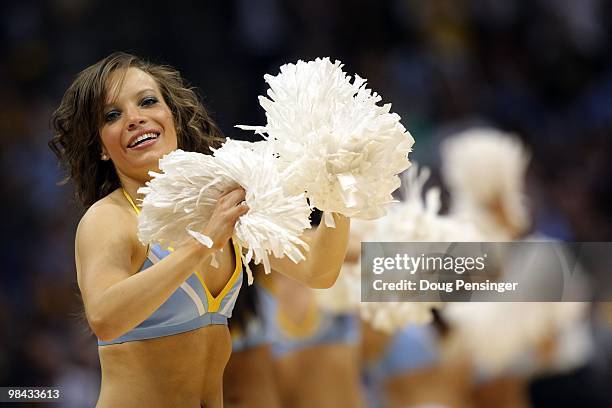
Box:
[48,53,253,407]
[48,52,350,407]
[50,52,225,208]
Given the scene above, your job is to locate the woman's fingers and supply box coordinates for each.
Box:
[198,187,249,250]
[218,187,246,208]
[226,201,250,221]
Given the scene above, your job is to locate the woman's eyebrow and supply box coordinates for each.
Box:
[136,88,158,97]
[103,88,158,109]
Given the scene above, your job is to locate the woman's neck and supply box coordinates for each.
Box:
[118,175,147,208]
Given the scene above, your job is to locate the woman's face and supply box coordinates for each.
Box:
[99,67,178,183]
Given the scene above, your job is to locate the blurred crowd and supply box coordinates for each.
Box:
[1,0,611,406]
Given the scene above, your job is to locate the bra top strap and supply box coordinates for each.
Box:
[122,188,141,214]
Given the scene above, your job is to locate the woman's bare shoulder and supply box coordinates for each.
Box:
[76,189,135,243]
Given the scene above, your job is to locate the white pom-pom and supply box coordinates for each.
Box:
[318,166,477,332]
[360,301,439,334]
[444,302,589,375]
[137,141,312,284]
[368,165,483,243]
[360,165,486,333]
[441,127,530,239]
[238,57,414,224]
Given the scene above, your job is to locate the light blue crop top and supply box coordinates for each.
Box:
[257,281,359,357]
[97,190,243,346]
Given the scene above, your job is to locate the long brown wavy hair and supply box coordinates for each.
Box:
[50,52,225,208]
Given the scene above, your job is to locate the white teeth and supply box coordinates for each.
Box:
[129,132,158,147]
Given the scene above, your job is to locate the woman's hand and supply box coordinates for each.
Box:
[201,187,249,250]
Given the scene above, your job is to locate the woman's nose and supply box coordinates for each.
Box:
[126,108,146,129]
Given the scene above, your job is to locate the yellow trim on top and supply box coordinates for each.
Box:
[161,230,241,312]
[164,245,206,290]
[193,270,207,293]
[276,299,321,339]
[203,240,243,312]
[122,186,242,312]
[121,188,151,269]
[121,188,140,214]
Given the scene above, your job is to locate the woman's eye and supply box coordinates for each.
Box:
[104,110,120,122]
[141,96,158,107]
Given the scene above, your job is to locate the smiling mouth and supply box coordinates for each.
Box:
[127,132,160,148]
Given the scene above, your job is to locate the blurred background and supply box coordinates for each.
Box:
[1,0,611,406]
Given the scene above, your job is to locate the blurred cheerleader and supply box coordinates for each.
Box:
[440,127,593,408]
[318,167,479,408]
[256,217,364,408]
[50,52,350,407]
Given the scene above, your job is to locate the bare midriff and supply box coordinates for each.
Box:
[97,325,231,408]
[275,344,363,408]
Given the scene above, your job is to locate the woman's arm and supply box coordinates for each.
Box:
[77,188,248,342]
[269,213,350,289]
